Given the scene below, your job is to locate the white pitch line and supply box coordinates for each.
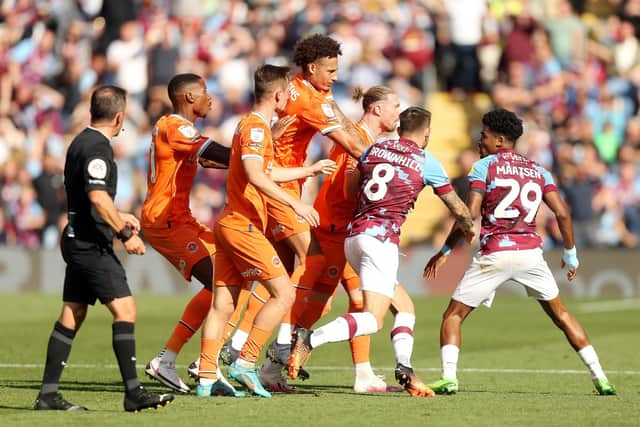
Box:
[578,298,640,313]
[0,363,638,375]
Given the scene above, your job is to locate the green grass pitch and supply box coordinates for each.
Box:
[1,292,638,426]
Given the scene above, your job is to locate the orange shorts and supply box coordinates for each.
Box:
[214,222,288,287]
[143,221,215,281]
[266,184,309,242]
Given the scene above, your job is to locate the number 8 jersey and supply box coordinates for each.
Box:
[468,149,558,255]
[348,137,453,245]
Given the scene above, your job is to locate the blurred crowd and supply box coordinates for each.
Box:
[1,0,640,249]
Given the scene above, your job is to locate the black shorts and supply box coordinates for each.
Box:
[61,237,131,305]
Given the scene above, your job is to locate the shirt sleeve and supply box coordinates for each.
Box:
[84,145,113,192]
[468,156,492,193]
[167,121,209,154]
[423,151,452,195]
[300,96,342,135]
[240,122,271,161]
[535,164,558,194]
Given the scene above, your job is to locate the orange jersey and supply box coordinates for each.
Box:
[142,114,212,228]
[314,121,375,233]
[274,74,342,173]
[217,112,274,232]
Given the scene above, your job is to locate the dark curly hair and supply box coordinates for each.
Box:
[293,34,342,68]
[481,108,523,143]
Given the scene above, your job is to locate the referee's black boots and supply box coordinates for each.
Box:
[124,385,174,412]
[34,392,88,411]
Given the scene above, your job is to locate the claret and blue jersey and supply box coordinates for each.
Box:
[468,149,557,254]
[348,137,453,245]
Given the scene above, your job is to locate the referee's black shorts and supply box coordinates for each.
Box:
[61,236,132,305]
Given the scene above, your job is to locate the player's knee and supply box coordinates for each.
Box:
[73,306,88,326]
[279,285,296,309]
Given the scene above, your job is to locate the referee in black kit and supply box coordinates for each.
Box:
[34,86,174,412]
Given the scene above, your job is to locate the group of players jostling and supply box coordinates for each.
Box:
[33,34,616,413]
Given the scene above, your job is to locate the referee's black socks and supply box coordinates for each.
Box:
[112,321,141,391]
[40,321,76,395]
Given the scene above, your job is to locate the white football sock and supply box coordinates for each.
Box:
[578,345,606,380]
[276,323,293,345]
[231,329,248,352]
[441,344,459,380]
[354,362,375,379]
[310,312,378,348]
[391,312,415,368]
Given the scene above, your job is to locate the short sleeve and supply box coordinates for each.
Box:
[468,156,492,193]
[534,164,558,194]
[84,146,113,192]
[167,122,209,154]
[423,151,452,195]
[240,122,271,161]
[300,97,342,135]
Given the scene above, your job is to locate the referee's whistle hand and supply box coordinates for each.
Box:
[124,235,146,255]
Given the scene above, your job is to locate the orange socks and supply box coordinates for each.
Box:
[238,325,271,364]
[237,284,269,335]
[166,288,212,353]
[348,298,369,364]
[199,338,223,379]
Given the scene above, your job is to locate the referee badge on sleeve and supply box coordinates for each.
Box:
[87,158,108,180]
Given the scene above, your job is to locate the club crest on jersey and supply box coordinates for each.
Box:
[327,265,339,278]
[87,158,107,179]
[320,103,335,119]
[178,125,197,139]
[186,241,198,253]
[250,128,264,143]
[272,256,282,268]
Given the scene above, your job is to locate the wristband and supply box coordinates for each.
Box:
[563,246,576,256]
[440,244,452,256]
[116,225,134,243]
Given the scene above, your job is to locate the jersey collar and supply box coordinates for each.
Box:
[250,111,270,126]
[87,126,111,143]
[170,113,194,125]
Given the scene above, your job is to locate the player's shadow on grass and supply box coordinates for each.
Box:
[1,379,146,393]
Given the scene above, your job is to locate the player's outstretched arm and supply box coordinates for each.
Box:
[544,190,579,280]
[424,191,480,278]
[244,157,320,228]
[198,139,230,167]
[327,100,366,158]
[269,159,336,183]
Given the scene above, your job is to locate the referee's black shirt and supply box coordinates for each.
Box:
[64,127,118,247]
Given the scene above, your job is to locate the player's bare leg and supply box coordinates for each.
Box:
[538,295,616,395]
[428,299,474,395]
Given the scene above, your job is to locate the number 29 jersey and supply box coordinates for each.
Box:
[468,149,558,255]
[348,138,453,245]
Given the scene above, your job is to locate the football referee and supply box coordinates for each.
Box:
[34,86,174,412]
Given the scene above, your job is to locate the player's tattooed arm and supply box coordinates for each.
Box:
[327,100,366,158]
[439,191,477,244]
